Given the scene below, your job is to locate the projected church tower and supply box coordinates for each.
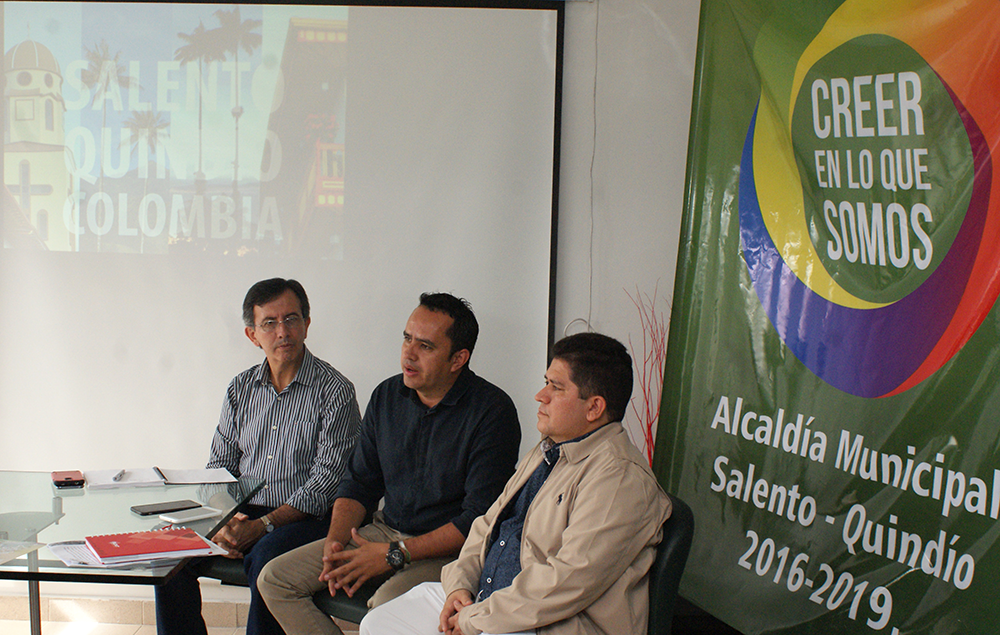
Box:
[4,39,76,251]
[261,18,347,259]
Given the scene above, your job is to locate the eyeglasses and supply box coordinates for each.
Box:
[255,315,304,333]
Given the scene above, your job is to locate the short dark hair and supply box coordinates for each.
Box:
[552,332,633,423]
[243,278,310,327]
[418,292,478,360]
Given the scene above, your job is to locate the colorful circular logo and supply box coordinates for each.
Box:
[739,3,998,398]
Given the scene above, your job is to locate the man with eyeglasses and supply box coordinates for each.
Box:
[155,278,363,635]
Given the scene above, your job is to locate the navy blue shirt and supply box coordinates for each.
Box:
[477,442,559,600]
[336,368,520,536]
[476,426,606,600]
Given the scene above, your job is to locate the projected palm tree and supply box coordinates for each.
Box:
[213,6,262,200]
[175,21,225,193]
[122,111,170,253]
[81,40,133,250]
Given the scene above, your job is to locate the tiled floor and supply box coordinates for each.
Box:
[0,620,360,635]
[0,598,742,635]
[0,617,358,635]
[0,622,244,634]
[0,585,358,635]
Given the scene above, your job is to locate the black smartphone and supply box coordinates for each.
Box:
[129,499,201,516]
[51,470,85,489]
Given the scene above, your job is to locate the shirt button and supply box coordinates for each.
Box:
[272,425,277,431]
[486,577,492,584]
[499,541,505,547]
[267,455,273,460]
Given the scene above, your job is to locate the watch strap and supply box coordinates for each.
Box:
[260,514,275,532]
[397,540,411,565]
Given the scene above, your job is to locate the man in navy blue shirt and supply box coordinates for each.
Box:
[259,292,521,635]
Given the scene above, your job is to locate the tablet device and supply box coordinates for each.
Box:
[130,499,201,516]
[159,506,222,524]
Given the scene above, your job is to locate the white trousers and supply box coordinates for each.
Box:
[359,582,534,635]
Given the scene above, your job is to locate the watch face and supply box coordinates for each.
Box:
[386,548,405,570]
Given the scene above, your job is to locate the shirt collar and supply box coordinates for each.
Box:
[438,366,475,407]
[399,366,477,410]
[255,346,315,389]
[539,439,562,465]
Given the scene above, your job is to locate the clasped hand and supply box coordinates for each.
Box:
[438,589,472,635]
[211,512,264,558]
[319,528,392,597]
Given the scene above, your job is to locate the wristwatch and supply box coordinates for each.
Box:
[260,514,275,533]
[386,541,410,571]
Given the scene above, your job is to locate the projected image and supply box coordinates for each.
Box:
[3,3,348,257]
[1,1,559,474]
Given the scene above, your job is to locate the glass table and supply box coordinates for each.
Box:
[0,471,263,635]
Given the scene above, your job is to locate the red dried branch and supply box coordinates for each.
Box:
[625,284,669,466]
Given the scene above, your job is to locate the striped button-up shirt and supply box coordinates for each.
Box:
[207,347,361,516]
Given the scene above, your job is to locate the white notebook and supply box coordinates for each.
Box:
[85,467,236,489]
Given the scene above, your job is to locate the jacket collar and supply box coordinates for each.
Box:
[544,421,623,465]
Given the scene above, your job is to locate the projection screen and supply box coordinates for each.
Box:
[1,1,562,469]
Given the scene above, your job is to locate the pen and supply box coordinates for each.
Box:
[152,466,167,482]
[112,469,126,482]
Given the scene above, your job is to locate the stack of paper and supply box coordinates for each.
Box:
[0,540,43,565]
[85,467,237,489]
[85,468,165,489]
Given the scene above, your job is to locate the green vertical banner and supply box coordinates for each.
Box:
[654,1,1000,634]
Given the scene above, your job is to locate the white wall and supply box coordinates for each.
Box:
[0,0,703,602]
[556,0,700,456]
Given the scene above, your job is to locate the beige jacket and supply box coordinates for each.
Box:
[441,422,671,635]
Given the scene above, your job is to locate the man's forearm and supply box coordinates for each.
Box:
[403,522,465,562]
[262,503,308,527]
[327,497,367,545]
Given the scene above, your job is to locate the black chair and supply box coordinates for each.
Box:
[196,556,250,587]
[201,496,694,632]
[648,494,695,635]
[197,550,374,624]
[311,580,378,624]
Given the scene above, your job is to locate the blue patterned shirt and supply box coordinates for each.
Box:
[477,441,560,601]
[476,426,607,601]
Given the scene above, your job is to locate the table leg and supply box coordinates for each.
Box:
[27,548,42,635]
[28,578,42,635]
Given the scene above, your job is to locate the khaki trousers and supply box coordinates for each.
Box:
[258,516,453,635]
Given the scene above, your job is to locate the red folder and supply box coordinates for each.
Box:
[84,527,216,564]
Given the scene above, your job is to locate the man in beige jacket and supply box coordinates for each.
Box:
[358,332,672,635]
